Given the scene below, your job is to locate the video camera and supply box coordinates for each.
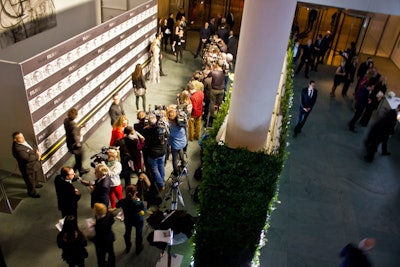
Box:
[90,146,119,168]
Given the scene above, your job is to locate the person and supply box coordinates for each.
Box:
[311,34,322,71]
[176,7,185,22]
[11,131,42,198]
[307,8,318,30]
[292,40,301,70]
[339,238,375,267]
[226,30,238,63]
[191,71,205,92]
[106,149,123,211]
[132,64,147,111]
[116,184,146,254]
[293,80,318,137]
[317,30,332,66]
[167,105,187,177]
[172,28,185,63]
[348,80,376,133]
[188,81,204,141]
[330,60,347,97]
[115,126,145,186]
[93,203,115,267]
[356,57,374,88]
[143,113,168,189]
[56,215,88,267]
[149,34,161,83]
[108,93,125,126]
[364,104,400,162]
[360,74,387,127]
[64,108,90,176]
[109,115,128,147]
[166,13,175,51]
[295,39,314,79]
[341,56,358,97]
[134,111,147,135]
[54,166,81,218]
[207,60,226,121]
[89,162,111,208]
[194,21,211,59]
[217,18,229,45]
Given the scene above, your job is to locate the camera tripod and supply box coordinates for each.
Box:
[163,161,189,211]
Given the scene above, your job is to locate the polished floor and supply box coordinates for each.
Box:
[1,30,400,267]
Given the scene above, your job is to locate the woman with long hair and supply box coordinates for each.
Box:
[57,215,88,267]
[131,64,147,111]
[110,115,128,146]
[116,184,146,254]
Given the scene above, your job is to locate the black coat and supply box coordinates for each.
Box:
[91,176,111,208]
[94,212,115,244]
[64,118,82,154]
[54,175,80,215]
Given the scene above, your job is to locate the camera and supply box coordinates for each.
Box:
[90,146,119,168]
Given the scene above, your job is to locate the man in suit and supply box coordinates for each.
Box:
[194,21,211,58]
[293,80,318,137]
[64,108,90,176]
[12,131,42,198]
[364,104,400,162]
[54,166,81,218]
[295,39,314,79]
[90,162,111,208]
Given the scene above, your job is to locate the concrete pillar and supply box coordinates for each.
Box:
[225,0,296,151]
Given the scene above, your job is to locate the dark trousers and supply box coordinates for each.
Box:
[171,148,185,176]
[22,169,39,195]
[348,107,364,129]
[68,259,85,267]
[341,79,352,96]
[72,149,83,173]
[124,221,143,251]
[195,39,207,57]
[209,89,224,118]
[365,135,389,161]
[294,109,311,134]
[95,242,115,267]
[296,59,312,77]
[360,103,379,127]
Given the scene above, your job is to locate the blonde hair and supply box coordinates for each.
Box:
[113,115,128,128]
[95,162,109,176]
[93,203,107,216]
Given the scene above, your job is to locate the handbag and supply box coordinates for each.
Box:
[134,88,146,96]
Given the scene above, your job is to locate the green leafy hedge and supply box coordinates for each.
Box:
[193,41,294,267]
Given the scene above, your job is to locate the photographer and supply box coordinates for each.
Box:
[143,113,168,190]
[167,104,187,177]
[54,166,81,218]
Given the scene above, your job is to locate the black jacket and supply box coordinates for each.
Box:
[54,175,80,215]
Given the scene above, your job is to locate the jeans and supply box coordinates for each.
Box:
[148,156,165,188]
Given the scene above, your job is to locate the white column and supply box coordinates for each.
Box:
[225,0,296,151]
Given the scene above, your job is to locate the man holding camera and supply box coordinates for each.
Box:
[54,166,81,218]
[167,105,187,177]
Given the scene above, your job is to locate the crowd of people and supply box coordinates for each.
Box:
[292,20,398,166]
[10,14,238,266]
